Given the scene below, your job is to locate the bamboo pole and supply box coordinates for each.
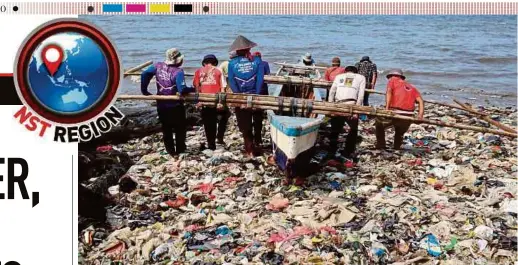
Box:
[123,60,153,77]
[454,99,517,134]
[123,68,496,115]
[116,94,518,138]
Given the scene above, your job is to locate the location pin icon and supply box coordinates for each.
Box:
[41,44,64,76]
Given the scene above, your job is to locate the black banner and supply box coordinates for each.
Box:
[0,75,22,105]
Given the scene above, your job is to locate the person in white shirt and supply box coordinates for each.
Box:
[327,66,366,158]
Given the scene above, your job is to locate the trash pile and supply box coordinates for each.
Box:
[79,104,518,264]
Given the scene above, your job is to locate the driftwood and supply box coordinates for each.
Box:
[453,99,517,134]
[78,150,133,230]
[79,104,202,148]
[79,106,162,148]
[116,94,518,138]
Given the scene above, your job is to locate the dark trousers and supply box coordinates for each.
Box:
[375,117,412,150]
[157,105,186,155]
[252,110,264,145]
[363,84,372,106]
[235,108,264,153]
[329,116,359,156]
[363,92,370,106]
[201,106,230,149]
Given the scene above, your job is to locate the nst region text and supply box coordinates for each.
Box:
[13,106,124,143]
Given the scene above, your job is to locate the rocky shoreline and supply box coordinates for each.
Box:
[79,103,517,264]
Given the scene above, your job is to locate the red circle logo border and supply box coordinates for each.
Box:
[14,19,121,125]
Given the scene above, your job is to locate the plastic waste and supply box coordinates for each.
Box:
[420,234,442,257]
[78,103,518,264]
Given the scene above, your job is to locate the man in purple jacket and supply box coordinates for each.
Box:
[228,36,265,157]
[141,48,190,156]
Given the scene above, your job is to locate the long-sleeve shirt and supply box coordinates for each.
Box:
[218,61,229,90]
[228,56,264,94]
[328,72,365,106]
[259,60,270,95]
[141,63,188,108]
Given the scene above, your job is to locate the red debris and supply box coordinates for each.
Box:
[327,160,341,167]
[195,183,214,194]
[320,226,338,235]
[293,226,314,236]
[165,196,188,208]
[344,160,355,168]
[96,145,113,152]
[184,224,202,232]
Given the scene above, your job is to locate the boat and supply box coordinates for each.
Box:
[267,63,326,180]
[121,61,518,180]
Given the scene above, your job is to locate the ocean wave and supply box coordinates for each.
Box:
[128,51,157,57]
[476,56,517,64]
[415,59,445,64]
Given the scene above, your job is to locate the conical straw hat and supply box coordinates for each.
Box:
[229,35,257,52]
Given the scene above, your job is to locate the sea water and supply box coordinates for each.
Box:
[84,15,517,107]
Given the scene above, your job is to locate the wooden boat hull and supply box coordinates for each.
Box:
[268,86,325,178]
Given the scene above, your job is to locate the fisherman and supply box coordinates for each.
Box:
[218,51,237,92]
[141,48,190,156]
[327,66,366,158]
[355,56,377,107]
[193,54,230,150]
[300,52,315,66]
[251,51,271,146]
[375,69,424,150]
[324,57,345,82]
[298,52,321,79]
[227,35,265,157]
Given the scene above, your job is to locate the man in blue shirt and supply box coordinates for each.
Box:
[227,35,265,157]
[141,48,189,156]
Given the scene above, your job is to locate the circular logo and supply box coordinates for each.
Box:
[14,18,121,124]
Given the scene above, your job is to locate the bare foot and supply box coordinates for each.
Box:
[267,155,276,166]
[294,177,305,186]
[282,178,292,186]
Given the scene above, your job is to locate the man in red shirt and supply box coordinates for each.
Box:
[193,54,230,150]
[375,69,424,150]
[324,57,345,82]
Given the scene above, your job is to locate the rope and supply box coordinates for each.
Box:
[194,92,199,104]
[247,96,253,108]
[301,100,306,117]
[277,97,283,114]
[307,100,313,117]
[215,92,220,106]
[291,98,298,117]
[219,93,227,107]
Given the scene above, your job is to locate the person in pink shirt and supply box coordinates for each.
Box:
[324,57,345,82]
[193,54,230,150]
